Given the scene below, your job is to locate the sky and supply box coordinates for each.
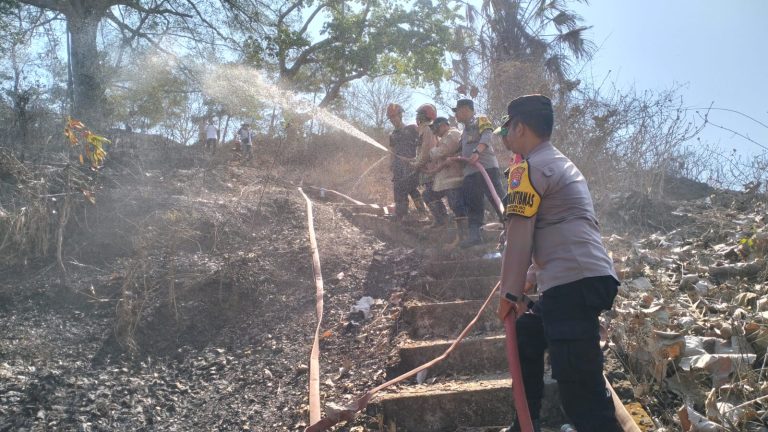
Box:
[572,0,768,156]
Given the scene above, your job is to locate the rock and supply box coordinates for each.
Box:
[679,275,700,291]
[709,260,765,281]
[415,369,428,385]
[756,297,768,312]
[684,336,708,356]
[295,365,309,376]
[350,296,376,320]
[629,277,654,291]
[735,292,759,309]
[677,316,696,330]
[694,280,711,296]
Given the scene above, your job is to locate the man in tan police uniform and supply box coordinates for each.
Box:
[426,117,467,245]
[496,95,622,432]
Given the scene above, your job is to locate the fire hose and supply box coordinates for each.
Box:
[299,160,529,432]
[468,158,641,432]
[466,158,535,432]
[299,156,640,432]
[298,188,326,427]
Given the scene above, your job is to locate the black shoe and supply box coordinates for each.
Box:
[427,219,447,229]
[459,227,482,248]
[500,418,542,432]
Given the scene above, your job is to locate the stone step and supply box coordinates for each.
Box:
[346,213,428,248]
[372,373,563,432]
[388,335,507,378]
[343,210,502,250]
[411,276,499,301]
[339,203,388,216]
[424,256,502,279]
[456,427,560,432]
[400,300,501,339]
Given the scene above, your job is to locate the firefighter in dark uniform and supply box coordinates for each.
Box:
[387,103,426,219]
[496,95,623,432]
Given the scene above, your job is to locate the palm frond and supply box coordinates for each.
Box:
[544,53,570,82]
[467,4,480,28]
[480,0,491,18]
[520,31,548,59]
[551,11,578,31]
[553,25,594,60]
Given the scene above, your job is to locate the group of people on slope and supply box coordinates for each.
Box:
[391,95,626,432]
[202,120,255,160]
[387,98,506,249]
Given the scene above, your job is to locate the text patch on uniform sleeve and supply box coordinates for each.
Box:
[505,160,541,218]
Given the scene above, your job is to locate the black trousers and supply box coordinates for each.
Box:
[393,174,420,217]
[516,276,622,432]
[423,186,467,218]
[462,168,505,229]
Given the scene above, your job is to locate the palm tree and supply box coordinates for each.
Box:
[452,0,593,115]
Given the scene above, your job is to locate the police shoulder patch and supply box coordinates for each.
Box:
[505,160,541,218]
[476,116,494,133]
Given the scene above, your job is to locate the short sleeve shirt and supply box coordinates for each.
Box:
[460,116,499,175]
[500,142,617,299]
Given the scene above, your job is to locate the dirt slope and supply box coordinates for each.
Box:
[0,146,417,431]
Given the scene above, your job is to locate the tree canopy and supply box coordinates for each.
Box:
[240,0,458,107]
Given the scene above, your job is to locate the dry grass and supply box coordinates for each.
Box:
[284,131,394,204]
[0,150,93,268]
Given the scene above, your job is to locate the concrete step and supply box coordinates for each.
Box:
[424,256,502,279]
[343,210,503,251]
[339,203,388,216]
[400,300,501,339]
[372,373,564,432]
[456,427,559,432]
[346,213,428,248]
[411,276,499,301]
[388,335,507,378]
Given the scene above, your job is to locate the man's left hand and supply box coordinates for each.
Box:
[497,295,525,321]
[468,153,480,164]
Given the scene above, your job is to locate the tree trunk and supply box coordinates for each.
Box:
[68,10,106,128]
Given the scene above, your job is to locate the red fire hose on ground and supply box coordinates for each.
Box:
[298,159,533,432]
[469,158,642,432]
[467,158,535,432]
[298,188,326,427]
[298,159,640,432]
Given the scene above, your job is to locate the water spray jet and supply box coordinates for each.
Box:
[202,65,389,153]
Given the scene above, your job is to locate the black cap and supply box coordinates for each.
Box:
[502,94,552,126]
[430,117,449,128]
[451,99,474,112]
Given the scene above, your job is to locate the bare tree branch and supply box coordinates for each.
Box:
[283,37,333,77]
[109,0,193,19]
[297,3,325,36]
[16,0,67,14]
[182,0,240,48]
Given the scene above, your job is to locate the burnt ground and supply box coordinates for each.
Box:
[3,141,768,431]
[0,145,421,431]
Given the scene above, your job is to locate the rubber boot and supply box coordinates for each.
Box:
[412,196,428,214]
[447,217,468,249]
[426,200,448,228]
[460,225,483,249]
[500,418,542,432]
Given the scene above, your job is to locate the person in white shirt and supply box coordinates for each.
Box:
[205,120,219,152]
[237,123,254,161]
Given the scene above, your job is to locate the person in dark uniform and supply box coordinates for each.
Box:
[496,95,623,432]
[387,103,426,220]
[453,98,506,248]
